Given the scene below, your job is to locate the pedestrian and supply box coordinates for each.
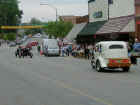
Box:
[61,46,65,57]
[15,46,22,58]
[66,47,70,56]
[84,45,89,59]
[37,45,41,54]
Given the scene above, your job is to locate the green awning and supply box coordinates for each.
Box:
[78,21,106,36]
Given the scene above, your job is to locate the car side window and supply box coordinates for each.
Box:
[95,45,98,52]
[99,44,102,53]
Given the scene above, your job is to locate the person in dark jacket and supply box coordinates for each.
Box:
[37,45,41,54]
[84,47,89,59]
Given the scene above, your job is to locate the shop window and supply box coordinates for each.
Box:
[108,0,113,4]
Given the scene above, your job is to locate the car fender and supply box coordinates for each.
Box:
[96,56,108,68]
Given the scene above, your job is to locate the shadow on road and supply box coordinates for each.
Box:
[90,68,132,74]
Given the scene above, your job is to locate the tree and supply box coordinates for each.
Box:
[24,18,43,35]
[0,0,22,33]
[44,21,73,38]
[3,33,16,41]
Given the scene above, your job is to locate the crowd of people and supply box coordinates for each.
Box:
[60,44,94,59]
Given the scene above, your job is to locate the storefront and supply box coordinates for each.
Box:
[76,15,135,45]
[136,16,140,41]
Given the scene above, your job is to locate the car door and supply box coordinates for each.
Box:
[94,44,100,63]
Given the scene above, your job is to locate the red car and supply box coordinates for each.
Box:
[26,43,32,49]
[30,41,38,46]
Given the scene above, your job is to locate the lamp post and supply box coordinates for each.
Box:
[108,0,110,20]
[40,3,58,22]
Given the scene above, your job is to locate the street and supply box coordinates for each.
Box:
[0,47,140,105]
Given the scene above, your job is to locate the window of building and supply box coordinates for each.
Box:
[93,11,103,18]
[108,0,113,4]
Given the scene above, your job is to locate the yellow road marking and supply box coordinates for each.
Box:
[55,80,113,105]
[39,73,113,105]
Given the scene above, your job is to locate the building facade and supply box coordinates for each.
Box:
[89,0,135,22]
[109,0,135,18]
[135,0,140,41]
[88,0,108,22]
[82,0,136,44]
[67,0,136,43]
[76,15,89,24]
[59,15,89,24]
[59,16,79,24]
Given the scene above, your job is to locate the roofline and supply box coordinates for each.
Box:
[109,15,135,20]
[96,32,134,35]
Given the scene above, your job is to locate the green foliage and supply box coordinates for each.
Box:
[0,0,22,33]
[44,21,73,38]
[24,18,43,35]
[3,33,16,41]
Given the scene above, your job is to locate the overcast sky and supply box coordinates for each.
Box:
[19,0,88,22]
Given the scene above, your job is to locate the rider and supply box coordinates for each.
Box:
[16,46,22,57]
[37,45,41,54]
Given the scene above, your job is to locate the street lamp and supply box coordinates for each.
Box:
[40,3,58,22]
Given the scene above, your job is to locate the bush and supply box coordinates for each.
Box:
[3,33,16,41]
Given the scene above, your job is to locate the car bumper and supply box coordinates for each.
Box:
[108,63,131,68]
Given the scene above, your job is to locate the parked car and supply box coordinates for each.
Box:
[26,43,32,50]
[42,39,60,56]
[30,41,38,46]
[9,42,16,47]
[91,41,131,72]
[131,43,140,58]
[16,40,22,45]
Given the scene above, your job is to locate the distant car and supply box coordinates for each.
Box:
[33,33,42,38]
[30,41,38,46]
[26,43,32,49]
[16,40,22,45]
[9,42,16,47]
[131,43,140,58]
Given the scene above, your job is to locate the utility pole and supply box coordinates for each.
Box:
[40,3,58,22]
[108,0,110,20]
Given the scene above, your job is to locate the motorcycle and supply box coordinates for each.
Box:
[15,47,33,58]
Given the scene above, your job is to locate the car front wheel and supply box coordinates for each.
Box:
[96,61,103,72]
[122,67,130,72]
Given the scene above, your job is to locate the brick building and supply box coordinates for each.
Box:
[76,0,135,44]
[59,16,79,24]
[59,15,89,24]
[76,15,89,24]
[135,0,140,41]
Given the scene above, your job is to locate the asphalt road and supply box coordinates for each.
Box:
[0,47,140,105]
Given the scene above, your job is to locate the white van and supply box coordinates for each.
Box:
[42,39,60,56]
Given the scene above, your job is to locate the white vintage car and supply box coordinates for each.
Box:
[91,41,131,72]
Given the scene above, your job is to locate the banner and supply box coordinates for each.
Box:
[1,25,43,29]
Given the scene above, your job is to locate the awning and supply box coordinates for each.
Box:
[77,21,106,36]
[66,23,87,41]
[96,15,135,34]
